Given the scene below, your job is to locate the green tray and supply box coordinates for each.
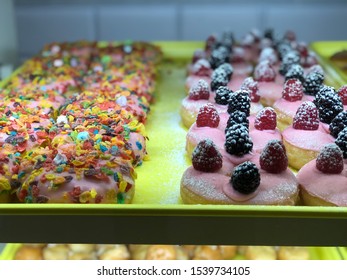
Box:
[1,42,347,246]
[310,41,347,87]
[0,243,343,260]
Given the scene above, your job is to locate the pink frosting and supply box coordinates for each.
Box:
[303,95,315,102]
[185,74,248,92]
[257,82,283,105]
[182,167,298,205]
[282,127,334,151]
[250,128,282,152]
[187,116,280,157]
[232,62,253,76]
[273,98,303,118]
[297,160,347,206]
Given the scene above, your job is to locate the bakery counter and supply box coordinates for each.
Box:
[0,42,347,246]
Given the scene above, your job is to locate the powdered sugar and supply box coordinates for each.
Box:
[282,79,304,102]
[293,101,319,130]
[254,60,276,82]
[189,79,210,100]
[191,59,211,77]
[259,48,278,65]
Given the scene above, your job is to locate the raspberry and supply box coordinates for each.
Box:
[285,64,305,83]
[254,60,276,82]
[240,77,260,103]
[303,71,324,96]
[293,101,319,130]
[329,111,347,138]
[296,42,309,57]
[337,85,347,105]
[231,161,260,194]
[230,47,245,63]
[284,30,296,42]
[260,140,288,173]
[302,52,319,67]
[314,86,343,124]
[316,144,344,174]
[210,68,229,91]
[335,127,347,158]
[217,63,233,80]
[196,103,220,128]
[209,46,230,69]
[282,78,304,102]
[188,79,210,100]
[225,124,253,156]
[279,51,300,75]
[254,107,277,130]
[227,90,251,116]
[191,59,211,77]
[226,111,249,130]
[205,34,217,52]
[307,65,325,77]
[215,86,232,105]
[191,49,206,64]
[192,139,223,172]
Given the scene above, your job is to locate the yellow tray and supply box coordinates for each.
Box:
[1,42,347,246]
[338,248,347,260]
[0,243,342,260]
[310,41,347,87]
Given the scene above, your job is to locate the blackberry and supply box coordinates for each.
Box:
[279,51,300,76]
[217,63,233,80]
[329,111,347,138]
[315,87,343,124]
[209,46,230,69]
[225,111,249,134]
[276,42,293,60]
[224,124,253,156]
[215,86,232,105]
[231,161,260,194]
[335,127,347,158]
[303,71,324,96]
[285,64,305,83]
[264,28,274,41]
[227,90,251,116]
[210,69,229,91]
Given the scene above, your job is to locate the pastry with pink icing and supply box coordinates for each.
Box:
[181,139,298,205]
[239,77,264,115]
[297,143,347,206]
[282,101,335,170]
[273,78,305,131]
[254,60,283,106]
[187,106,281,159]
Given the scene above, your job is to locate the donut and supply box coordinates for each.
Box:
[254,61,283,107]
[282,101,334,170]
[277,247,310,260]
[14,245,43,260]
[297,143,347,206]
[244,246,277,260]
[181,139,298,205]
[97,245,130,260]
[42,244,70,260]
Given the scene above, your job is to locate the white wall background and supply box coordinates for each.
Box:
[0,0,17,65]
[14,0,347,61]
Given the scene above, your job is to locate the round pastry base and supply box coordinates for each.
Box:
[299,186,336,206]
[283,138,318,170]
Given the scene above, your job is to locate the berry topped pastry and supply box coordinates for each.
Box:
[282,101,334,170]
[180,139,298,205]
[297,143,347,206]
